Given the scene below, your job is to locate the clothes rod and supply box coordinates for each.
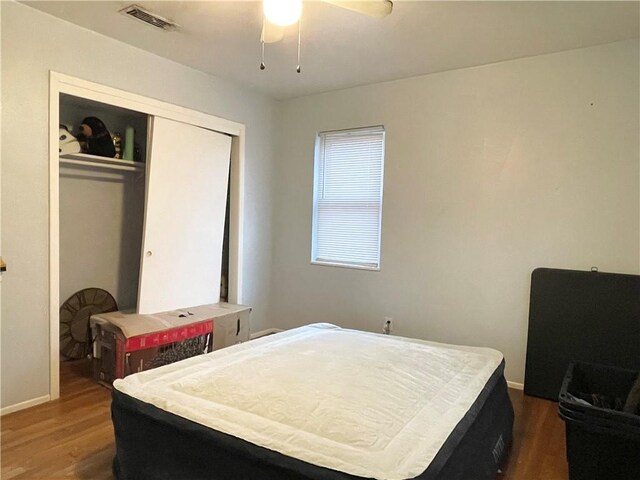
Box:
[59,158,144,173]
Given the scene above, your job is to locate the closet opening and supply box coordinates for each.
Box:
[58,94,147,362]
[50,73,245,400]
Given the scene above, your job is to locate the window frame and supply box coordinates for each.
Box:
[310,125,385,271]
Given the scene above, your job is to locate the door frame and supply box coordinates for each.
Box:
[49,72,245,400]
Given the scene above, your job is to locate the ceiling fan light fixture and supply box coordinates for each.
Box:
[263,0,302,27]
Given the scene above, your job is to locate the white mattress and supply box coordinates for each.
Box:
[114,324,503,480]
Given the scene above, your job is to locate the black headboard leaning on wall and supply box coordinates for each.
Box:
[524,267,640,401]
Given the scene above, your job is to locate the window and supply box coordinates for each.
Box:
[311,126,385,270]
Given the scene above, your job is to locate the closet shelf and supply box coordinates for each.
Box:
[60,153,145,173]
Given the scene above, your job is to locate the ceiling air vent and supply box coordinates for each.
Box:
[119,4,180,31]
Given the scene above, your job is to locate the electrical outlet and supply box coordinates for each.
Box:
[383,316,393,334]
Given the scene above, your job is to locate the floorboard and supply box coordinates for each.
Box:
[1,361,114,480]
[498,389,569,480]
[1,360,569,479]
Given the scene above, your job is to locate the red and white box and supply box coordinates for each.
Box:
[90,303,251,385]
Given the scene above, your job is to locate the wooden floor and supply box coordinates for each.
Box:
[498,389,569,480]
[1,360,569,479]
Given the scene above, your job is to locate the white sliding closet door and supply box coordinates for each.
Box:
[138,117,232,314]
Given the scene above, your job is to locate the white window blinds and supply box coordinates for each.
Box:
[312,126,385,269]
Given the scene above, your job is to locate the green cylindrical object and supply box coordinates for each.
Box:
[123,126,134,161]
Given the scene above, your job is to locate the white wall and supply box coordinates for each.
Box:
[270,40,640,384]
[0,2,3,409]
[59,168,145,311]
[1,2,277,409]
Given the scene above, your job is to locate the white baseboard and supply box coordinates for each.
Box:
[1,394,50,416]
[507,380,524,391]
[250,328,284,340]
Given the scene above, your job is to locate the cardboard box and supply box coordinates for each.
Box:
[90,303,251,385]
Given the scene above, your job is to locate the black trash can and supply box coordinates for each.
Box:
[558,361,640,480]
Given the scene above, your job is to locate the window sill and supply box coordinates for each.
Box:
[311,260,380,272]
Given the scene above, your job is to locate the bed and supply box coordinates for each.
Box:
[111,324,514,480]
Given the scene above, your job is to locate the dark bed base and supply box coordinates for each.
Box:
[112,362,513,480]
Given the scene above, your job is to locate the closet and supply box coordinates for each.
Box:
[58,88,235,316]
[51,73,245,398]
[59,94,148,311]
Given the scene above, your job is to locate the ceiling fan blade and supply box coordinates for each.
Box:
[261,20,285,43]
[323,0,393,18]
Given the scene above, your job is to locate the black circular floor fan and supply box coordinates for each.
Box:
[60,288,117,360]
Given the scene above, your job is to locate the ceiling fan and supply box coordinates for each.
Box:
[260,0,394,72]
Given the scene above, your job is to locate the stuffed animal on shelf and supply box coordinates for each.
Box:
[59,124,81,155]
[77,117,116,158]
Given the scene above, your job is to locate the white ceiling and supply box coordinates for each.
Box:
[24,1,640,100]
